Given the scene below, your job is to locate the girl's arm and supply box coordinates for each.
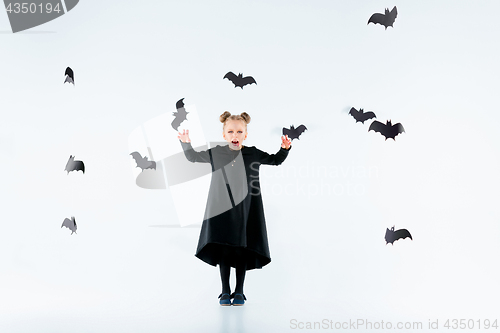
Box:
[257,136,292,166]
[178,129,211,163]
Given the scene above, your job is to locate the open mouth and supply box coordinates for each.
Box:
[231,140,239,146]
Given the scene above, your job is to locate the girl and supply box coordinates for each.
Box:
[177,111,291,306]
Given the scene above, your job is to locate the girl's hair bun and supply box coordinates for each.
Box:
[220,111,232,123]
[240,112,251,124]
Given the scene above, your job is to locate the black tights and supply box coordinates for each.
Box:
[219,252,247,295]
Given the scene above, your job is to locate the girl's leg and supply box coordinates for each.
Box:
[218,257,232,305]
[219,261,231,294]
[234,260,247,294]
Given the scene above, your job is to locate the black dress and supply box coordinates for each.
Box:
[180,141,290,270]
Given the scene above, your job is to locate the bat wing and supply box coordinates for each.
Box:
[65,156,73,173]
[64,76,74,85]
[394,122,405,135]
[368,13,385,26]
[61,217,77,234]
[78,162,85,173]
[171,117,182,131]
[223,72,238,84]
[139,156,156,170]
[61,218,71,228]
[130,151,152,170]
[176,98,185,109]
[171,107,189,131]
[368,120,387,136]
[65,67,74,80]
[130,152,143,166]
[349,107,361,122]
[393,229,412,242]
[282,127,292,138]
[387,6,398,26]
[362,111,377,122]
[241,76,257,86]
[294,125,307,139]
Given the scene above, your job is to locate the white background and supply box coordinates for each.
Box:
[0,1,499,332]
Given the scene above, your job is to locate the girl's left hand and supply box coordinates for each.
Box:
[281,135,292,150]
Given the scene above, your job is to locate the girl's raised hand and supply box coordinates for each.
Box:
[178,129,191,143]
[281,135,292,150]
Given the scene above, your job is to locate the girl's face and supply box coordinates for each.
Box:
[223,120,247,150]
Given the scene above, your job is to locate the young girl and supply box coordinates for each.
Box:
[177,111,291,306]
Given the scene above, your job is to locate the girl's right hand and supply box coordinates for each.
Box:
[178,129,191,143]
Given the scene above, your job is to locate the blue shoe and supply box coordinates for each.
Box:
[218,293,231,306]
[230,292,246,306]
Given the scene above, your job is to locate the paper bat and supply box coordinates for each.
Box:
[368,120,405,140]
[283,125,307,140]
[61,216,77,235]
[130,152,156,171]
[65,155,85,174]
[223,72,257,89]
[349,107,377,124]
[368,6,398,29]
[171,98,188,131]
[64,67,74,85]
[385,226,412,245]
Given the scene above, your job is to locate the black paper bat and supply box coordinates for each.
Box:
[65,155,85,174]
[171,98,188,131]
[175,98,184,109]
[349,107,377,124]
[61,216,77,235]
[283,125,307,140]
[64,67,74,85]
[130,152,156,171]
[368,120,405,140]
[385,226,412,245]
[368,6,398,29]
[223,72,257,89]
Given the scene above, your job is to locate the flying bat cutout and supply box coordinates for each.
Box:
[368,120,405,140]
[349,107,377,124]
[130,152,156,171]
[65,155,85,174]
[283,125,307,140]
[368,6,398,29]
[64,67,74,85]
[61,216,77,235]
[385,226,412,245]
[223,72,257,89]
[171,98,188,131]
